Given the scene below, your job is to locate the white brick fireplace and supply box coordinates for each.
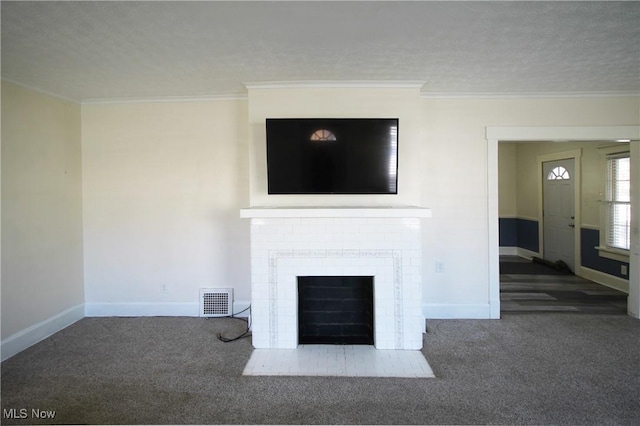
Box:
[240,207,431,350]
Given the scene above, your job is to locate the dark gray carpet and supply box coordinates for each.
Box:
[2,315,640,425]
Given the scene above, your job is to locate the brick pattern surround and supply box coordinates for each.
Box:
[246,214,425,349]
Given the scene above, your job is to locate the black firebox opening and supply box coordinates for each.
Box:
[298,276,374,345]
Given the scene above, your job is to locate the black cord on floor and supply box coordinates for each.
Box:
[217,328,251,342]
[212,305,252,343]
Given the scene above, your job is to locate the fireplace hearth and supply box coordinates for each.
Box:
[298,276,374,345]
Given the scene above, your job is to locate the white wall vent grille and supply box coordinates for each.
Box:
[199,288,233,317]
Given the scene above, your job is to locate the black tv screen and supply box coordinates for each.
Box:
[266,118,398,194]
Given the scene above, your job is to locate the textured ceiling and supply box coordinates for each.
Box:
[2,1,639,102]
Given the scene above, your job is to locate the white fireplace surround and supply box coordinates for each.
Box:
[241,207,431,350]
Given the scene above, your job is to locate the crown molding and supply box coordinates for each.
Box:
[2,78,250,104]
[81,94,248,105]
[1,78,80,104]
[245,80,427,91]
[5,77,636,104]
[420,90,640,99]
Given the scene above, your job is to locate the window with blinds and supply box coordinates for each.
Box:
[605,153,631,251]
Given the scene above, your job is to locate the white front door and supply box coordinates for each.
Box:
[543,159,576,271]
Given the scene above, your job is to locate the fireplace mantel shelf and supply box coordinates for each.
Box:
[240,206,432,219]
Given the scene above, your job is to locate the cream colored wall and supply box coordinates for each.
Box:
[1,82,84,339]
[420,96,638,314]
[499,140,608,226]
[6,82,635,327]
[498,143,517,217]
[514,143,542,221]
[81,100,250,313]
[512,141,628,227]
[246,91,637,315]
[247,86,423,207]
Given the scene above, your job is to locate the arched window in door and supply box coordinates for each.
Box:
[547,166,570,180]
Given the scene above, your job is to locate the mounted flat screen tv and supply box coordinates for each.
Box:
[266,118,398,194]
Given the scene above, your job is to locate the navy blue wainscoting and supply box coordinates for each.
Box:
[516,219,539,253]
[581,228,629,279]
[499,218,518,247]
[499,218,539,252]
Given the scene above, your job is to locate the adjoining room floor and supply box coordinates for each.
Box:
[243,344,435,378]
[500,256,628,315]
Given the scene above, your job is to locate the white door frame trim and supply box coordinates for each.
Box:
[486,126,640,319]
[538,150,582,274]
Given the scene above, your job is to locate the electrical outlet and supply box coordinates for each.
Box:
[435,261,445,273]
[621,265,628,276]
[161,284,168,293]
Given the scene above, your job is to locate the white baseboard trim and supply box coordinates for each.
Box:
[498,247,540,259]
[422,303,493,319]
[1,303,85,362]
[579,267,629,294]
[230,301,252,318]
[85,302,199,317]
[516,248,540,260]
[499,246,518,256]
[85,301,251,318]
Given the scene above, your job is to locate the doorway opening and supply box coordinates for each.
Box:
[488,126,639,318]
